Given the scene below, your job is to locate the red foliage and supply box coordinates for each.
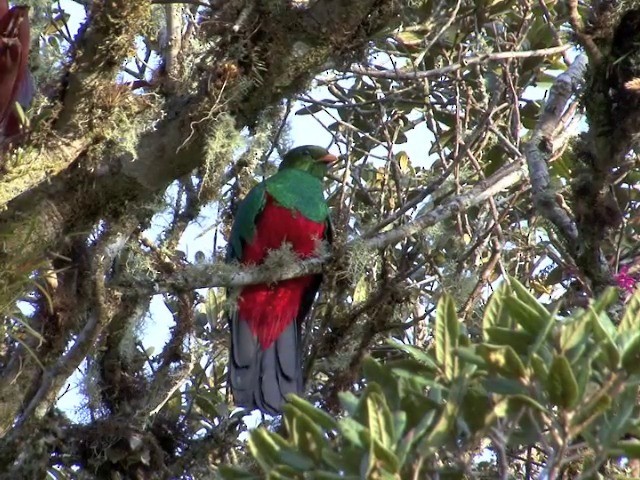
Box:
[0,0,30,142]
[238,195,327,349]
[615,264,639,295]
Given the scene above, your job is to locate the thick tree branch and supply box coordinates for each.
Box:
[0,0,152,208]
[524,54,587,247]
[0,0,397,308]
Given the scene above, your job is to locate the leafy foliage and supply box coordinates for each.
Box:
[227,283,640,479]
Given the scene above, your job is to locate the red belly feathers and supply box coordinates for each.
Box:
[238,195,326,349]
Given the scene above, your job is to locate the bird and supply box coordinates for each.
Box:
[227,145,336,415]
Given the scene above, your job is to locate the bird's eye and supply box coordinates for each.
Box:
[302,148,310,156]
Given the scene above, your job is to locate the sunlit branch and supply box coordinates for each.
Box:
[351,45,571,80]
[524,54,587,247]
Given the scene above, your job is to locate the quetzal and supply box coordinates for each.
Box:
[227,145,335,414]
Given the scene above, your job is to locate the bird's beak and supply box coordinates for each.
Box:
[320,153,338,166]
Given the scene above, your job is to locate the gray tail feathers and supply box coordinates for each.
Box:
[229,314,302,415]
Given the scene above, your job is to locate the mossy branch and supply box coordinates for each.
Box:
[524,54,587,248]
[0,0,153,209]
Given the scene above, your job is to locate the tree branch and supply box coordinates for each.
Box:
[0,0,153,208]
[122,159,526,292]
[351,45,570,80]
[0,0,398,309]
[9,220,135,437]
[524,54,587,247]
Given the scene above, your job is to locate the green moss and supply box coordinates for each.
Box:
[346,239,377,286]
[92,91,163,162]
[201,113,244,194]
[88,1,152,67]
[261,243,299,278]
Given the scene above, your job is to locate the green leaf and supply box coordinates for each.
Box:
[460,384,492,433]
[387,339,438,369]
[565,342,589,367]
[397,408,436,463]
[599,387,636,445]
[477,344,526,378]
[435,294,460,380]
[621,332,640,374]
[320,449,349,473]
[559,316,591,353]
[363,357,400,408]
[504,296,548,336]
[507,405,545,443]
[366,390,394,448]
[530,354,549,384]
[389,359,438,389]
[617,330,637,352]
[339,392,360,416]
[455,346,487,368]
[590,310,620,369]
[546,355,579,409]
[573,358,591,402]
[283,405,326,463]
[421,375,467,451]
[392,411,407,444]
[484,326,535,354]
[248,429,281,470]
[483,284,512,332]
[592,310,617,337]
[508,276,551,319]
[591,287,618,314]
[529,315,556,359]
[371,438,400,474]
[339,417,368,449]
[195,391,221,419]
[619,290,640,333]
[269,464,301,479]
[278,448,316,472]
[482,377,528,396]
[286,395,337,431]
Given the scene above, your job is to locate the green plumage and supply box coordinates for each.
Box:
[229,149,332,260]
[266,169,329,221]
[229,183,266,260]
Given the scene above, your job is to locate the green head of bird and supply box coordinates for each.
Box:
[279,145,337,179]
